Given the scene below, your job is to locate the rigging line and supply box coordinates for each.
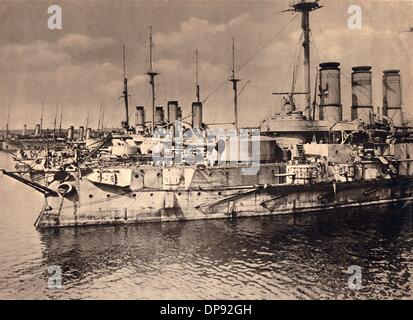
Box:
[291,33,303,97]
[283,30,303,91]
[237,13,300,73]
[202,77,229,104]
[309,30,329,61]
[310,30,374,103]
[203,13,300,104]
[292,38,303,92]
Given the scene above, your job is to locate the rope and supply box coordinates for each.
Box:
[237,13,300,73]
[203,13,300,104]
[310,30,372,103]
[292,32,303,94]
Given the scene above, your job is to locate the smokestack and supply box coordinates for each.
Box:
[154,106,164,125]
[177,107,182,120]
[22,124,27,136]
[319,62,342,121]
[383,69,403,127]
[34,124,41,137]
[85,127,92,140]
[67,126,74,140]
[192,102,203,128]
[78,126,84,141]
[351,66,373,124]
[135,106,145,133]
[167,101,179,125]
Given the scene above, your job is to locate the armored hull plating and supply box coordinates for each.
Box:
[34,162,413,228]
[2,1,413,230]
[36,176,413,228]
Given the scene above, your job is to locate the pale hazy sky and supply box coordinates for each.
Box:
[0,0,412,129]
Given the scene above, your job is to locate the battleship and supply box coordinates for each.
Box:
[2,0,413,229]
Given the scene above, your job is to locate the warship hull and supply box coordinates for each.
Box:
[35,175,413,228]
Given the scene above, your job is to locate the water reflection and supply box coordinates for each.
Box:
[36,206,412,299]
[1,151,412,299]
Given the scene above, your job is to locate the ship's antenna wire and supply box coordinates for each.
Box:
[202,13,299,104]
[292,32,303,87]
[312,68,319,121]
[237,13,300,73]
[284,31,303,89]
[273,30,303,115]
[291,32,303,104]
[310,29,373,103]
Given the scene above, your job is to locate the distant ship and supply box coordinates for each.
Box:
[2,0,413,229]
[1,102,68,153]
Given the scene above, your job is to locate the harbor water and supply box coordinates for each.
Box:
[0,152,412,299]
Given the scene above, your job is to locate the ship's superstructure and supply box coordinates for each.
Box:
[2,0,413,228]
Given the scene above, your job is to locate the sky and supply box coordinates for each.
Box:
[0,0,412,130]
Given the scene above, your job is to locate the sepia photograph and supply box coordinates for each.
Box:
[0,0,412,304]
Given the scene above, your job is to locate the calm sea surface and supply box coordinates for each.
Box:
[0,152,412,299]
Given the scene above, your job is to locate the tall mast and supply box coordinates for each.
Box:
[40,100,44,135]
[101,104,105,132]
[58,107,63,136]
[6,103,10,139]
[229,37,241,131]
[290,0,322,119]
[196,49,200,102]
[97,103,102,134]
[122,44,130,129]
[146,26,159,132]
[303,8,311,117]
[85,110,89,130]
[53,104,57,138]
